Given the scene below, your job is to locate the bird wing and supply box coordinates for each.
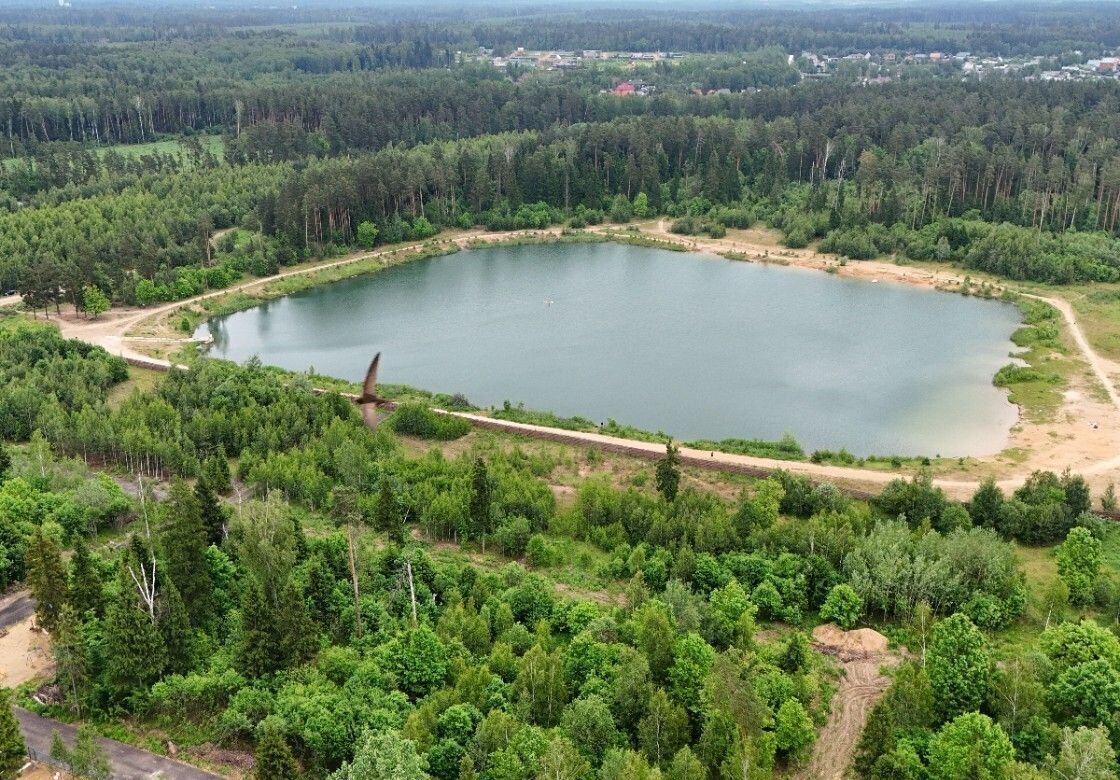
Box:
[362,352,381,398]
[360,401,379,430]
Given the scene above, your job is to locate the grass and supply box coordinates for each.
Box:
[1070,285,1120,361]
[994,296,1079,422]
[993,528,1120,658]
[106,366,164,408]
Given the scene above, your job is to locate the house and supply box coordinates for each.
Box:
[613,82,636,96]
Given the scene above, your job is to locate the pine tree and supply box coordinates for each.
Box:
[162,482,213,626]
[254,720,299,780]
[236,578,315,679]
[201,448,231,495]
[26,527,67,632]
[104,566,166,694]
[655,442,681,502]
[469,458,493,549]
[53,605,90,715]
[195,477,227,547]
[236,581,278,679]
[0,689,24,777]
[160,581,194,675]
[68,540,104,618]
[374,477,405,544]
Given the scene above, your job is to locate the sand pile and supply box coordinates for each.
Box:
[812,623,889,656]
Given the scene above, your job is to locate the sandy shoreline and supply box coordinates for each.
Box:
[24,221,1120,499]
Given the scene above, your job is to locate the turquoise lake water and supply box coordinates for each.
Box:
[198,243,1021,456]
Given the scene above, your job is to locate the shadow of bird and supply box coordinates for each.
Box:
[357,352,390,429]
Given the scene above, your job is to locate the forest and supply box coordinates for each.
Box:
[2,2,1120,779]
[0,318,1118,780]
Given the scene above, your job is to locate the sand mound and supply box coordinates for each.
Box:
[812,623,889,656]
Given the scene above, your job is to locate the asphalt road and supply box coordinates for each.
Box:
[0,592,33,630]
[17,708,225,779]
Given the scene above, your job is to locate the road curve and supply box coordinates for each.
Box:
[16,708,225,779]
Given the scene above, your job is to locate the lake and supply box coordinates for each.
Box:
[198,242,1022,456]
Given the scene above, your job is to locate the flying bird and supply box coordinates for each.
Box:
[357,352,390,429]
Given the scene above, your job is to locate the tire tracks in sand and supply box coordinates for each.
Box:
[797,625,899,780]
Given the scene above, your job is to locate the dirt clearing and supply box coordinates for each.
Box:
[798,624,898,780]
[0,616,54,687]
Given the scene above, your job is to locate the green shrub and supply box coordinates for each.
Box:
[526,534,564,567]
[820,584,863,629]
[389,402,471,440]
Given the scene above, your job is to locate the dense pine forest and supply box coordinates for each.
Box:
[2,3,1120,779]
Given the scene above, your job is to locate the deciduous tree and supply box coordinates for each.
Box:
[927,613,990,721]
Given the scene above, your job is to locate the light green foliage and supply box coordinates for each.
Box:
[515,644,568,727]
[666,747,706,780]
[853,663,934,777]
[536,735,588,780]
[1048,726,1118,780]
[386,626,448,700]
[633,192,652,218]
[53,725,111,780]
[819,583,863,629]
[1047,659,1120,734]
[845,521,1022,623]
[610,194,634,223]
[706,579,756,649]
[332,730,429,780]
[774,699,815,762]
[669,632,715,715]
[560,695,621,763]
[638,688,689,767]
[82,285,110,317]
[1038,620,1120,674]
[927,613,990,721]
[927,713,1015,780]
[1056,527,1102,605]
[356,221,380,249]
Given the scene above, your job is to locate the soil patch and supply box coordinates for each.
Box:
[798,624,897,780]
[0,616,54,687]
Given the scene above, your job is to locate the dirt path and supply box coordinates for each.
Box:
[50,228,563,368]
[43,223,1120,499]
[1026,292,1120,411]
[799,625,898,780]
[0,293,21,308]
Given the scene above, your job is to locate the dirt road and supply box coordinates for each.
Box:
[17,708,225,779]
[798,625,898,780]
[51,228,532,367]
[43,224,1120,500]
